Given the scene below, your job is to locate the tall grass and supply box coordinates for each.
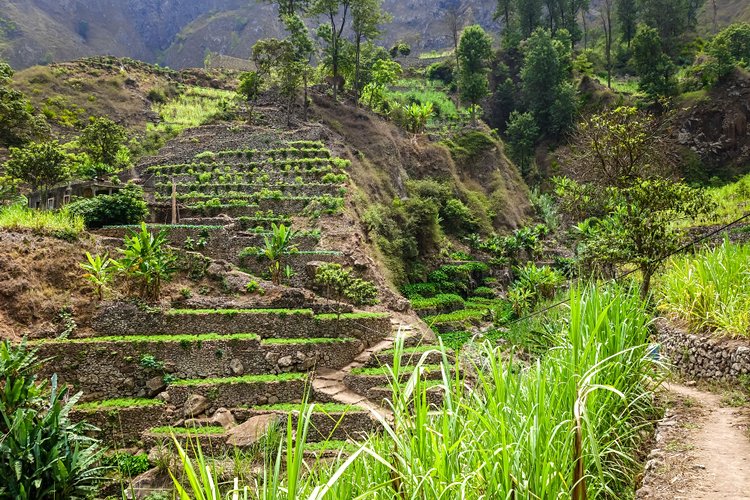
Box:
[658,239,750,337]
[699,173,750,226]
[0,204,84,240]
[168,285,660,499]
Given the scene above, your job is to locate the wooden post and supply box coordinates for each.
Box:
[171,177,177,224]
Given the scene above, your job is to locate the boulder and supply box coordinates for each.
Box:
[183,394,209,417]
[225,414,281,447]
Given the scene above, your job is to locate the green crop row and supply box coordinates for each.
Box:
[170,372,307,386]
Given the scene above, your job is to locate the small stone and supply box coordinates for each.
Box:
[295,351,306,361]
[211,408,237,429]
[146,376,166,396]
[156,391,170,403]
[278,355,293,368]
[230,358,244,375]
[267,395,279,404]
[184,394,210,417]
[265,352,280,365]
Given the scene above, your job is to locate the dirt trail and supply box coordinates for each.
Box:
[638,383,750,499]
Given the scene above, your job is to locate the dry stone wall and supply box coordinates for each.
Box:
[656,319,750,382]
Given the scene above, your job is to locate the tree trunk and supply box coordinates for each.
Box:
[640,265,653,300]
[303,70,309,121]
[581,8,588,50]
[354,35,362,105]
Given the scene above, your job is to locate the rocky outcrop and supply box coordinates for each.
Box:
[677,69,750,180]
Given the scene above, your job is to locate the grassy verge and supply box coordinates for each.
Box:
[170,372,307,386]
[0,204,84,240]
[30,333,260,344]
[75,398,163,411]
[658,239,750,337]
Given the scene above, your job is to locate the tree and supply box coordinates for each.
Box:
[637,0,701,55]
[564,106,678,187]
[260,0,309,16]
[600,0,613,88]
[515,0,543,38]
[632,25,677,100]
[457,25,493,126]
[442,0,469,79]
[79,117,128,172]
[615,0,637,48]
[706,23,750,82]
[505,111,539,178]
[351,0,391,104]
[283,13,315,121]
[362,58,402,109]
[5,141,72,203]
[238,71,262,123]
[252,37,304,126]
[495,0,514,27]
[308,0,352,99]
[521,28,576,137]
[0,61,48,147]
[558,106,711,297]
[314,263,379,308]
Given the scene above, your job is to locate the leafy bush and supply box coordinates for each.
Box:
[0,341,105,498]
[102,452,150,477]
[471,286,496,299]
[410,293,465,312]
[514,263,565,302]
[67,183,148,229]
[315,263,379,306]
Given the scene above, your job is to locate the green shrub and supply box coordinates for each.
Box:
[117,223,177,301]
[102,452,150,477]
[315,263,379,306]
[471,286,496,299]
[410,293,465,312]
[67,183,148,229]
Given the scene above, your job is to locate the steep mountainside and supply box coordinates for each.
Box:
[0,0,497,69]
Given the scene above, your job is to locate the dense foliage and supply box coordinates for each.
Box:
[66,183,148,229]
[0,341,105,498]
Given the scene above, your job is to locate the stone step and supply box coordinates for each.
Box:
[366,346,451,368]
[342,364,447,396]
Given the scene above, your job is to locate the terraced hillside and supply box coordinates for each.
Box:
[28,125,453,463]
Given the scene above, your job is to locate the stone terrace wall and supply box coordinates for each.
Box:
[91,302,391,344]
[656,319,750,382]
[34,336,364,400]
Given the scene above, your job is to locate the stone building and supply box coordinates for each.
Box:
[27,180,121,210]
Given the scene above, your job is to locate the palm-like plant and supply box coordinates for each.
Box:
[117,223,177,301]
[79,252,114,300]
[263,223,298,285]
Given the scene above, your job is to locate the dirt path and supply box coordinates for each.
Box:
[638,383,750,499]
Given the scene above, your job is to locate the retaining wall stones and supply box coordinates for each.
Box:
[656,319,750,382]
[91,302,391,344]
[35,336,364,400]
[71,404,167,445]
[166,378,308,410]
